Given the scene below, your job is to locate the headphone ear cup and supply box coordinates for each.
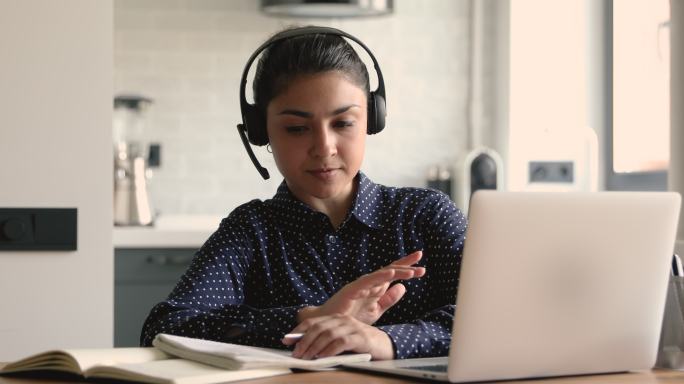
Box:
[367,95,376,135]
[244,104,269,146]
[367,92,386,135]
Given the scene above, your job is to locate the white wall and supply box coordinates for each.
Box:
[0,1,113,360]
[114,0,490,215]
[507,0,598,192]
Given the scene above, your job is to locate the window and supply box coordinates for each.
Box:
[607,0,670,190]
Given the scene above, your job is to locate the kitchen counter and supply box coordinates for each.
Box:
[113,215,223,248]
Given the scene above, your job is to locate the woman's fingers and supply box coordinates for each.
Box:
[292,315,371,360]
[285,314,395,360]
[316,331,363,358]
[290,315,347,359]
[390,250,423,266]
[299,325,350,360]
[346,269,394,299]
[285,316,323,351]
[309,251,427,325]
[281,332,302,346]
[389,265,426,279]
[347,266,424,300]
[346,250,426,298]
[356,265,424,289]
[377,282,406,312]
[286,313,321,338]
[359,267,396,285]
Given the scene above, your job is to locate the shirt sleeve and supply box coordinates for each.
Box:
[140,209,303,348]
[378,191,467,359]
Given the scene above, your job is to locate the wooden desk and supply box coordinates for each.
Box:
[2,368,684,384]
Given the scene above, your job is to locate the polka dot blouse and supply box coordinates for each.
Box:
[141,172,467,359]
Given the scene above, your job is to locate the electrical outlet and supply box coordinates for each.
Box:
[529,161,574,183]
[0,208,77,251]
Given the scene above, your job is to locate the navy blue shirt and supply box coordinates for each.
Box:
[141,172,467,359]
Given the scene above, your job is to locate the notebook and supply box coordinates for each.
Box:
[344,191,681,382]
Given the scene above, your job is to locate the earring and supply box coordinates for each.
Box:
[266,144,272,153]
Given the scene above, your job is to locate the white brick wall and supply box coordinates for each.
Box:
[114,0,484,215]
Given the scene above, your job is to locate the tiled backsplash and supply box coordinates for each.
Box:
[114,0,490,215]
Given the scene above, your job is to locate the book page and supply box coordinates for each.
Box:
[153,334,371,370]
[87,359,290,384]
[1,351,81,374]
[1,348,170,376]
[65,348,170,372]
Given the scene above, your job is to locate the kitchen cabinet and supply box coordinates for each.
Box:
[114,248,195,347]
[113,215,220,347]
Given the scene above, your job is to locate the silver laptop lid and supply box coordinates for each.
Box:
[448,191,681,382]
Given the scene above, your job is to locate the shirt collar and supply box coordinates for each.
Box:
[269,181,318,234]
[268,171,384,232]
[349,172,384,229]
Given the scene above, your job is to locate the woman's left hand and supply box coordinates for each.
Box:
[297,250,425,326]
[282,314,394,360]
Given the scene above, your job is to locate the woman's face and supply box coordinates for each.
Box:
[266,71,367,208]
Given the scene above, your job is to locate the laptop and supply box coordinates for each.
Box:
[345,191,681,382]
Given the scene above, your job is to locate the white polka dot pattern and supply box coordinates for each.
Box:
[140,172,467,359]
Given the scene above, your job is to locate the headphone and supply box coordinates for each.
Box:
[237,26,387,180]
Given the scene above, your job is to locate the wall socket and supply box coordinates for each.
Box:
[0,208,77,251]
[529,161,574,183]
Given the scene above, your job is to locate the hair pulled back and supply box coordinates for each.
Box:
[252,29,370,113]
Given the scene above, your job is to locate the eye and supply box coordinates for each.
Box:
[333,120,355,129]
[285,125,307,134]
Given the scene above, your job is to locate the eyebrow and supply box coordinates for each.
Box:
[278,104,360,118]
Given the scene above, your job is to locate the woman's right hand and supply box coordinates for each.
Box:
[297,250,425,325]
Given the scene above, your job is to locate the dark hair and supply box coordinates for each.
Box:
[252,29,370,113]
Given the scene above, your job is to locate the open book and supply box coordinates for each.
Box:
[153,333,372,370]
[0,347,289,384]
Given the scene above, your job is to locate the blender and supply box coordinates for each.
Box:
[113,95,156,226]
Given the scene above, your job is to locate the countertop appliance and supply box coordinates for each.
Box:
[453,147,504,214]
[113,95,155,226]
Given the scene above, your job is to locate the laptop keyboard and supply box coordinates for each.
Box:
[405,364,448,373]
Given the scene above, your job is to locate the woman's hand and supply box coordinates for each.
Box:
[298,251,425,325]
[283,314,394,360]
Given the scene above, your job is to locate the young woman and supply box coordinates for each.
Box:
[141,26,467,361]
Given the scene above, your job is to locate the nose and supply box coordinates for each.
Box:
[310,125,337,159]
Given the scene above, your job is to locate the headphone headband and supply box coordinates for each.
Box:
[239,26,385,118]
[237,26,386,180]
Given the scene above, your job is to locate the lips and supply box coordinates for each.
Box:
[308,167,340,181]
